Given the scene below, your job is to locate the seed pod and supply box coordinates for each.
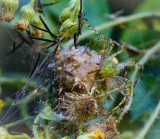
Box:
[14,0,35,31]
[59,0,79,38]
[0,0,19,23]
[59,7,73,23]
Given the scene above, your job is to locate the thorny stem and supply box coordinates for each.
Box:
[136,101,160,139]
[63,11,160,48]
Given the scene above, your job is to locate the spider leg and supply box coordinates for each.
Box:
[108,46,124,60]
[107,94,127,116]
[96,75,132,116]
[116,61,144,87]
[96,86,127,116]
[81,22,106,49]
[111,76,132,117]
[80,23,125,67]
[100,40,115,66]
[87,38,99,49]
[96,87,120,98]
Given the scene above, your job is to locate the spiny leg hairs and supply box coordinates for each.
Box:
[0,0,144,139]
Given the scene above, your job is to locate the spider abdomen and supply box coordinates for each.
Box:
[98,57,118,78]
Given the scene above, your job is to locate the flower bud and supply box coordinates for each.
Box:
[59,0,79,38]
[14,0,35,31]
[68,0,77,9]
[59,7,73,23]
[0,0,19,23]
[31,13,44,37]
[59,19,78,38]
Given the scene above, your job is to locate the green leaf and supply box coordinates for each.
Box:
[130,64,160,120]
[131,82,155,120]
[121,0,160,48]
[39,106,63,121]
[82,0,112,37]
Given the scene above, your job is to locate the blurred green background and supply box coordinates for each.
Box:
[0,0,160,138]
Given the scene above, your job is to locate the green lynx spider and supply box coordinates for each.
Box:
[71,22,143,118]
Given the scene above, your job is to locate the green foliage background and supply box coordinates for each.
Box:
[0,0,160,139]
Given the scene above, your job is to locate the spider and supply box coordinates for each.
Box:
[67,23,143,118]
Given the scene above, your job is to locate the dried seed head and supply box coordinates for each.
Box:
[0,0,19,22]
[55,46,100,93]
[87,117,120,139]
[14,0,35,31]
[60,93,97,122]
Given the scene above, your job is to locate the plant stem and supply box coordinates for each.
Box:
[9,134,30,139]
[63,11,160,48]
[5,116,34,128]
[131,40,160,82]
[136,101,160,139]
[33,115,40,139]
[120,40,160,120]
[0,76,36,90]
[44,123,50,139]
